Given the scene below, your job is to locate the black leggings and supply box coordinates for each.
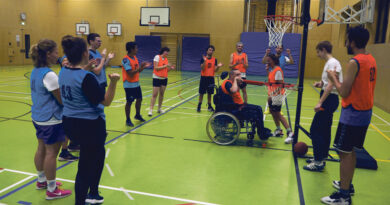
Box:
[310,90,339,161]
[63,116,106,205]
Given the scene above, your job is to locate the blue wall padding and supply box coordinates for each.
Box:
[135,35,161,69]
[240,32,301,77]
[181,36,210,72]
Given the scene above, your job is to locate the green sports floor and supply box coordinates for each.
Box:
[0,66,389,205]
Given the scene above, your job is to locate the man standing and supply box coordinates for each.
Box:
[229,42,249,103]
[197,45,223,112]
[122,42,151,126]
[321,26,376,205]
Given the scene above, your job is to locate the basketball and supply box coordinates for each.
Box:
[294,142,308,156]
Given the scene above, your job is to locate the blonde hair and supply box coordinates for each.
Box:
[30,39,57,68]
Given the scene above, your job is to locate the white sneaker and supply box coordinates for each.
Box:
[273,129,283,137]
[148,110,153,116]
[284,132,294,144]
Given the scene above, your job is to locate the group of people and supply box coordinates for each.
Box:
[29,25,375,205]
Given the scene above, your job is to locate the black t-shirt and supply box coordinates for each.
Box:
[81,73,105,106]
[200,57,218,65]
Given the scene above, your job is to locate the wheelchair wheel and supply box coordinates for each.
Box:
[206,112,241,145]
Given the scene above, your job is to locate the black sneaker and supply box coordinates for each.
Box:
[321,191,351,205]
[58,150,78,162]
[85,194,104,204]
[332,181,355,195]
[67,144,80,152]
[134,114,146,122]
[126,119,134,127]
[197,104,201,112]
[208,104,214,112]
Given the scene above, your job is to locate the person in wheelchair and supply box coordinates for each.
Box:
[218,69,269,140]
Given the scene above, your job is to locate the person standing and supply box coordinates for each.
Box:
[321,26,376,205]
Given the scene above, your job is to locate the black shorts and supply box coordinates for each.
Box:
[125,86,142,103]
[268,98,282,112]
[333,122,369,153]
[153,78,168,87]
[199,76,215,94]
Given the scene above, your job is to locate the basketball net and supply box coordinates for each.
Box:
[109,32,115,39]
[265,84,293,106]
[264,15,294,47]
[148,22,157,30]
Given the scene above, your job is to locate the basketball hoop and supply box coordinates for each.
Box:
[77,31,85,37]
[108,32,116,39]
[264,15,322,47]
[148,22,157,30]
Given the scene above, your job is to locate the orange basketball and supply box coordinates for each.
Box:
[294,142,308,156]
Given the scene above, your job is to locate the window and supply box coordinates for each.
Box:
[375,0,389,43]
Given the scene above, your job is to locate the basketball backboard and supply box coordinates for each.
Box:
[140,7,170,26]
[107,23,122,36]
[76,23,90,35]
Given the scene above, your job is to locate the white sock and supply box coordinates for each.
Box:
[37,171,46,183]
[47,180,56,192]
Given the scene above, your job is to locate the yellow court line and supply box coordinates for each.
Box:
[370,123,390,141]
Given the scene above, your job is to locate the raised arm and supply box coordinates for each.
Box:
[262,48,271,64]
[92,49,107,75]
[286,49,294,64]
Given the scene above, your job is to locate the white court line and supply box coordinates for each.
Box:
[0,91,30,95]
[373,112,390,126]
[105,163,115,177]
[0,95,30,99]
[0,176,34,194]
[121,187,135,200]
[105,148,110,158]
[2,168,218,205]
[112,140,118,144]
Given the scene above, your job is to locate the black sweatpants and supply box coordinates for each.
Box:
[236,104,266,139]
[310,90,339,161]
[63,116,107,205]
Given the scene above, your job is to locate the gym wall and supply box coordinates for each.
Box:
[57,0,245,71]
[0,0,58,66]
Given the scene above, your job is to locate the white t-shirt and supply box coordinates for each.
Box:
[153,55,167,79]
[322,57,343,94]
[275,71,283,81]
[33,71,62,125]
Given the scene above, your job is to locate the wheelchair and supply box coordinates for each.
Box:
[206,72,270,146]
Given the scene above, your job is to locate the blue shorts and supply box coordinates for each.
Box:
[33,122,66,145]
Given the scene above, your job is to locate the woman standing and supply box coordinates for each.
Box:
[30,39,72,200]
[59,36,120,205]
[148,47,175,116]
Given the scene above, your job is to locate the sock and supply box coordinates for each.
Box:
[47,180,56,192]
[208,103,212,107]
[37,171,46,183]
[287,128,292,133]
[339,188,350,197]
[198,103,201,107]
[126,116,130,121]
[276,126,281,130]
[314,160,323,165]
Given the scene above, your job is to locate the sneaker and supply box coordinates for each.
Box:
[148,110,153,117]
[157,109,164,114]
[273,129,283,137]
[126,119,134,127]
[85,194,104,204]
[303,162,325,172]
[134,115,146,122]
[58,150,79,162]
[208,105,215,112]
[36,181,63,190]
[67,144,80,152]
[306,158,327,165]
[284,131,294,144]
[321,191,351,205]
[197,104,201,112]
[332,181,355,196]
[46,187,72,200]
